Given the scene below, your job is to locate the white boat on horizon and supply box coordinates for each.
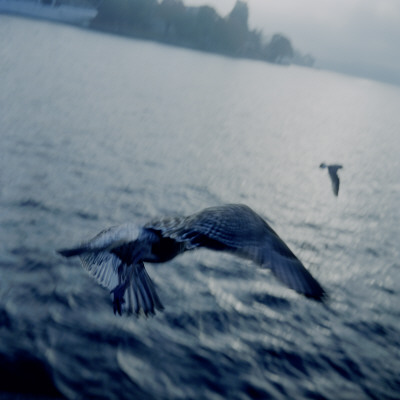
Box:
[0,0,98,26]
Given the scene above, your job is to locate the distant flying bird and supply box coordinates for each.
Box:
[58,204,325,316]
[320,163,343,196]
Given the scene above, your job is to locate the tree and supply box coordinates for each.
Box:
[264,34,294,63]
[213,0,250,54]
[92,0,158,35]
[228,0,248,30]
[193,6,221,50]
[158,0,186,38]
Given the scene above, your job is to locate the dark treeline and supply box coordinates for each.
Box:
[89,0,314,67]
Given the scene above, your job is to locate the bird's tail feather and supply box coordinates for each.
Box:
[123,263,164,316]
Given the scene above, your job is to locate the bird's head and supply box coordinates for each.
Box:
[319,163,327,169]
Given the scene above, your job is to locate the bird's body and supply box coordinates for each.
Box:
[58,204,325,316]
[320,163,343,196]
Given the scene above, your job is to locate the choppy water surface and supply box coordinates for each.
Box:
[1,15,400,400]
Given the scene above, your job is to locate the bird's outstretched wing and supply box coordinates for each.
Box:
[263,237,325,300]
[321,164,342,197]
[147,204,325,300]
[58,224,164,316]
[58,223,141,290]
[146,204,268,249]
[328,167,342,196]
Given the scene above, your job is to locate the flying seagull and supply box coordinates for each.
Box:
[320,163,343,196]
[58,204,325,316]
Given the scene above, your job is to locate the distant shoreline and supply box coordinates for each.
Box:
[88,0,315,68]
[0,0,315,68]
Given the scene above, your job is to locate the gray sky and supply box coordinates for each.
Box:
[187,0,400,86]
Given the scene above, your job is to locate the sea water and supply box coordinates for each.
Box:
[1,15,399,400]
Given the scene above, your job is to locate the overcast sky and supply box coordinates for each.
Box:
[186,0,400,86]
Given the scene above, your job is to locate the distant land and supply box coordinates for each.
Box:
[0,0,315,67]
[89,0,315,67]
